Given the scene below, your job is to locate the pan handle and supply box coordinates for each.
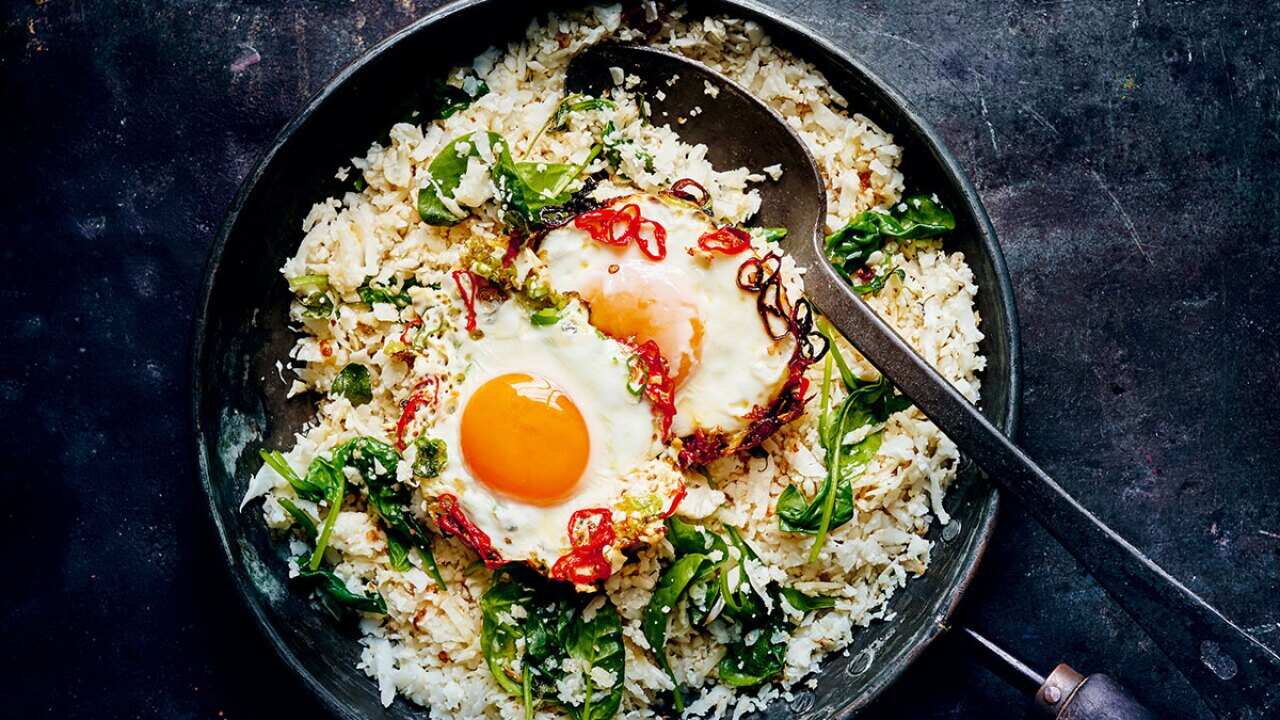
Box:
[1036,664,1156,720]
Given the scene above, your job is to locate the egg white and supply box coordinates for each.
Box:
[539,193,798,439]
[427,299,679,568]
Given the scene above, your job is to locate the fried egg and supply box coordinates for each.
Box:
[424,300,683,570]
[539,193,797,439]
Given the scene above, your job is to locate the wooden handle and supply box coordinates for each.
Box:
[1036,664,1157,720]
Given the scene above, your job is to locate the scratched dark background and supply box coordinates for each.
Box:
[3,0,1278,718]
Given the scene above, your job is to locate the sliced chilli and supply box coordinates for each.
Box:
[451,269,479,333]
[609,203,642,245]
[737,252,791,339]
[668,178,710,208]
[399,318,423,345]
[571,204,667,260]
[574,207,620,245]
[634,219,667,260]
[698,226,752,255]
[626,339,677,440]
[551,508,617,585]
[395,377,440,450]
[436,494,505,569]
[660,482,687,519]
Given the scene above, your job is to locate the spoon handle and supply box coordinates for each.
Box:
[804,265,1280,718]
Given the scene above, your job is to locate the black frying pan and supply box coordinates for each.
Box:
[191,1,1020,717]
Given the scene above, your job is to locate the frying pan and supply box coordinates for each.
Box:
[191,1,1020,717]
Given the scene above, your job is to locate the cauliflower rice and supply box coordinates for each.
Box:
[244,5,985,719]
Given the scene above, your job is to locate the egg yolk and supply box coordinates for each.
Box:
[583,262,703,386]
[460,373,589,506]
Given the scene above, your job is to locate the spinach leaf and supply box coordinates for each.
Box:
[824,195,954,280]
[717,622,787,688]
[528,94,616,154]
[481,568,625,720]
[417,131,505,225]
[288,274,335,319]
[357,276,420,308]
[339,437,446,589]
[296,564,387,618]
[779,587,836,613]
[259,449,324,502]
[306,455,346,571]
[643,553,711,711]
[850,266,905,295]
[666,516,721,555]
[425,77,489,120]
[331,363,373,405]
[493,150,584,230]
[566,601,625,720]
[386,533,412,572]
[777,326,910,559]
[480,570,538,697]
[602,121,655,177]
[277,497,317,541]
[412,436,448,480]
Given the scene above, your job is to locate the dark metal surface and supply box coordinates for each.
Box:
[4,1,1279,719]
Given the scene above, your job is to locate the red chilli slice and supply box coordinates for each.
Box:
[551,508,616,584]
[436,494,506,569]
[698,226,752,255]
[451,269,478,333]
[395,377,440,450]
[609,203,642,245]
[626,339,677,440]
[634,219,667,260]
[571,205,667,260]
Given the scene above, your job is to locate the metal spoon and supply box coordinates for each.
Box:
[567,43,1280,719]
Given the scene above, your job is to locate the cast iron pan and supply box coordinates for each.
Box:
[191,1,1021,717]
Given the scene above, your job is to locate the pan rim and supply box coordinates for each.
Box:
[190,2,1021,718]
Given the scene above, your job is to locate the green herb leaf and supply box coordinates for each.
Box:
[824,195,954,280]
[754,227,788,243]
[288,274,335,319]
[412,437,448,480]
[339,437,446,589]
[565,600,625,720]
[779,587,836,613]
[850,266,905,295]
[357,276,421,308]
[717,623,787,687]
[417,131,505,225]
[530,307,561,326]
[331,363,373,405]
[426,77,489,120]
[296,564,387,618]
[642,553,710,711]
[277,497,317,541]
